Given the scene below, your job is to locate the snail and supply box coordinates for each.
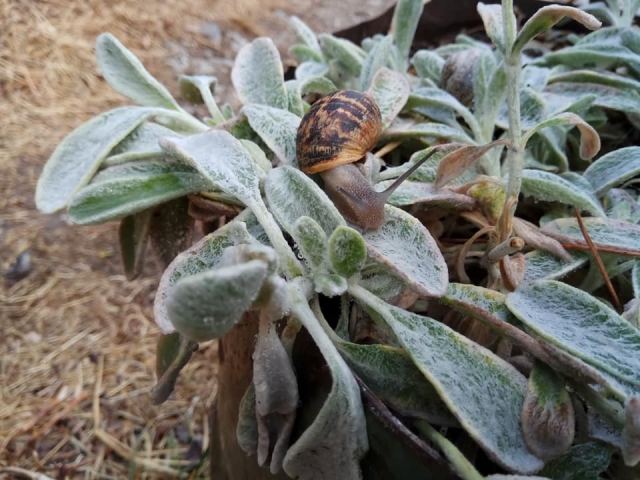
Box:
[296,89,438,230]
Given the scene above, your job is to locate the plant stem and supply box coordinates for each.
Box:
[501,0,524,236]
[415,421,484,480]
[250,200,305,279]
[200,88,226,125]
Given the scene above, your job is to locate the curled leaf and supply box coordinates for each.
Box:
[435,140,509,188]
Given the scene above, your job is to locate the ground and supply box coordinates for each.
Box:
[0,0,393,478]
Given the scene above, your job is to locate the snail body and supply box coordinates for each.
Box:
[296,90,437,230]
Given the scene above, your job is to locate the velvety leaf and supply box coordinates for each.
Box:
[506,280,640,389]
[119,210,152,281]
[319,34,365,78]
[103,122,177,167]
[391,0,423,70]
[289,44,323,63]
[285,280,368,480]
[95,33,181,110]
[265,165,345,237]
[295,60,330,81]
[314,273,348,297]
[338,342,456,425]
[545,82,640,115]
[583,146,640,195]
[442,283,515,325]
[513,6,601,55]
[367,68,410,129]
[360,35,395,90]
[522,112,601,161]
[363,205,448,297]
[477,3,505,53]
[542,217,640,256]
[549,69,640,91]
[242,104,301,166]
[159,130,262,205]
[156,332,181,379]
[35,106,160,213]
[359,263,407,304]
[411,50,445,84]
[179,75,225,123]
[285,80,305,117]
[154,221,255,333]
[237,383,259,455]
[538,442,612,480]
[521,170,605,216]
[378,181,475,210]
[406,87,480,138]
[473,49,506,131]
[383,120,475,145]
[351,286,543,474]
[541,27,640,74]
[290,16,322,59]
[68,161,207,225]
[292,216,328,272]
[435,140,509,188]
[231,37,288,109]
[522,361,575,461]
[522,250,589,283]
[167,260,269,341]
[328,226,367,278]
[149,197,194,267]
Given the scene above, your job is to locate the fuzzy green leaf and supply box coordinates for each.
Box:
[103,122,178,167]
[154,221,255,333]
[583,147,640,195]
[179,75,224,123]
[119,210,152,281]
[383,121,475,145]
[522,361,575,461]
[411,50,445,84]
[364,205,448,297]
[507,280,640,389]
[442,283,515,325]
[545,82,640,115]
[265,166,345,237]
[406,87,480,137]
[292,216,328,272]
[242,104,301,167]
[35,106,161,213]
[231,37,288,109]
[337,342,456,425]
[513,6,601,56]
[95,33,181,110]
[538,442,612,480]
[542,217,640,256]
[319,34,365,78]
[290,16,322,59]
[285,280,368,480]
[351,286,543,474]
[367,68,410,129]
[328,226,367,278]
[360,35,395,90]
[155,332,181,379]
[68,161,207,225]
[473,49,506,130]
[390,0,424,70]
[477,3,505,54]
[523,250,589,283]
[378,180,475,210]
[167,260,269,342]
[159,130,261,205]
[521,169,605,216]
[314,273,348,297]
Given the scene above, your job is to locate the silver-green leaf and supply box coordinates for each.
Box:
[242,104,301,166]
[95,33,182,110]
[583,146,640,195]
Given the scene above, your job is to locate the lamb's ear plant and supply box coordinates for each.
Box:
[35,0,640,477]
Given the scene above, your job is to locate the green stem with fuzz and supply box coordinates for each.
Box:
[500,0,524,237]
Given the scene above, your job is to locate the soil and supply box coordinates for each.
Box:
[0,0,394,477]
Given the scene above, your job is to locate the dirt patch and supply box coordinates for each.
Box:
[0,0,393,477]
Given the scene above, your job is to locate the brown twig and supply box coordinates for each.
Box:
[574,208,622,312]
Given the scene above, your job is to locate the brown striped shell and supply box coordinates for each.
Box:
[296,90,382,174]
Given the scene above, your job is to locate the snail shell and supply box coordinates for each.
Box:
[296,90,382,174]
